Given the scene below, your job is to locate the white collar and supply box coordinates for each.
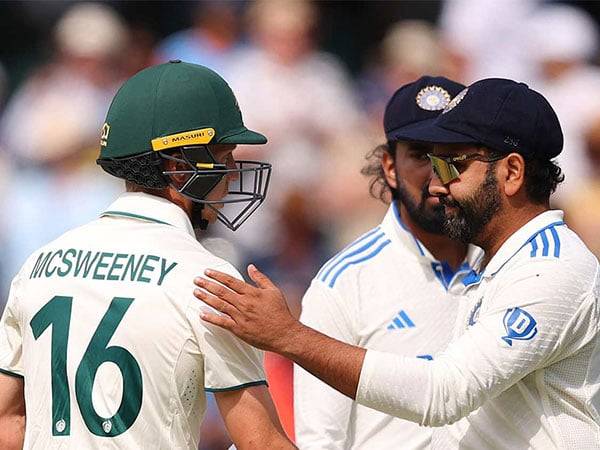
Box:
[100,192,195,237]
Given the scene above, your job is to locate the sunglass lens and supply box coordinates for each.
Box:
[428,155,460,184]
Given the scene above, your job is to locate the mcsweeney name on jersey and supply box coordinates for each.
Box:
[29,249,178,285]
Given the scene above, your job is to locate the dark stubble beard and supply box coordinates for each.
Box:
[441,164,501,244]
[396,180,447,235]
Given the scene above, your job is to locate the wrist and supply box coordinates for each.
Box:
[274,319,307,358]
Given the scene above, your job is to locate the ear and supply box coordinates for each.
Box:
[382,147,398,190]
[163,154,190,187]
[502,153,526,197]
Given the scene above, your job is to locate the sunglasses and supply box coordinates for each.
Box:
[428,152,506,184]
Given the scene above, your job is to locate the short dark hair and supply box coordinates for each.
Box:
[523,155,564,204]
[486,149,564,204]
[361,141,397,203]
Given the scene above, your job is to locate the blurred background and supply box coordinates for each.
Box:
[1,1,600,448]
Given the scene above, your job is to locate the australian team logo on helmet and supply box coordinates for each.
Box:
[97,61,271,231]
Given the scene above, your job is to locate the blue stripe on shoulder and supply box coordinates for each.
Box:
[540,230,550,256]
[528,224,562,259]
[530,237,538,257]
[316,227,381,279]
[319,230,385,283]
[320,232,386,283]
[328,239,391,288]
[549,226,561,257]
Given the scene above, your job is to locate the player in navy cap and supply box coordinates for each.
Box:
[293,76,483,449]
[194,77,600,450]
[395,78,565,244]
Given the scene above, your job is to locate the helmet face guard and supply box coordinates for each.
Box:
[161,146,271,231]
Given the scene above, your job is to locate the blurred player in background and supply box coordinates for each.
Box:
[196,78,600,449]
[294,76,482,449]
[0,61,294,449]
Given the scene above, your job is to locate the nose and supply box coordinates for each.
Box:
[428,169,449,198]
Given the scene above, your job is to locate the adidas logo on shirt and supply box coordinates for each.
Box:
[387,310,415,330]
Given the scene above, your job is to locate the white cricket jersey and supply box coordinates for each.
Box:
[294,203,483,449]
[357,210,600,449]
[0,192,266,450]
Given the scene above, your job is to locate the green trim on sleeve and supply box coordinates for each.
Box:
[204,380,268,392]
[101,211,171,226]
[0,368,24,379]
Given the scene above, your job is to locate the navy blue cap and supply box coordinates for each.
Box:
[384,76,466,142]
[395,78,564,159]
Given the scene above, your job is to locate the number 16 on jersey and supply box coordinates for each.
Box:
[30,296,143,437]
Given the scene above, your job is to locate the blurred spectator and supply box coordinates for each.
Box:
[563,114,600,258]
[439,0,537,83]
[229,0,362,150]
[123,25,158,79]
[0,2,127,164]
[224,0,379,262]
[528,4,600,201]
[358,20,442,127]
[154,1,245,75]
[254,190,328,310]
[0,3,126,299]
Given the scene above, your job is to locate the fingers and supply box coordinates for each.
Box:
[195,276,239,304]
[247,264,275,289]
[194,287,238,317]
[199,310,237,330]
[203,269,250,294]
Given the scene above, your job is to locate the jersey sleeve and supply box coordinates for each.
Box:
[294,279,356,449]
[356,259,600,426]
[0,272,24,378]
[187,262,267,392]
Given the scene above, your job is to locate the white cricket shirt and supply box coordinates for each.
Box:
[357,210,600,449]
[294,203,483,449]
[0,192,266,449]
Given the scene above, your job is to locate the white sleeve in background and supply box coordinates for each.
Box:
[294,280,357,450]
[356,259,598,426]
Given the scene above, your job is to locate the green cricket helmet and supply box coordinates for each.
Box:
[97,61,271,231]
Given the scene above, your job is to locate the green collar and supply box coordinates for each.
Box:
[100,192,195,237]
[101,210,171,226]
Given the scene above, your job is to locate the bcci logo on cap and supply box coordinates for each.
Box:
[501,307,538,346]
[416,86,451,111]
